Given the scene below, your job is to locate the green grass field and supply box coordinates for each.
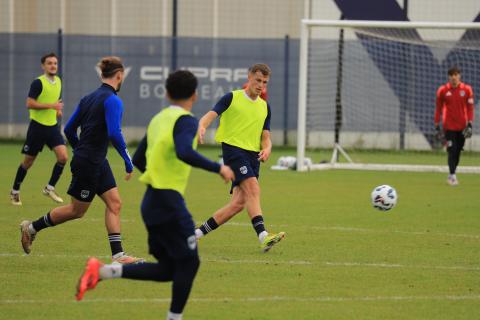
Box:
[1,143,479,319]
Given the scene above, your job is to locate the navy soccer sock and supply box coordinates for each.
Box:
[48,162,65,187]
[31,212,55,232]
[12,165,28,191]
[199,217,218,236]
[108,233,124,256]
[251,215,266,236]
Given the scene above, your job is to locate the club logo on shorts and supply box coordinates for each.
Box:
[240,166,248,175]
[80,190,90,199]
[460,90,465,97]
[187,235,197,250]
[23,145,29,152]
[447,140,453,147]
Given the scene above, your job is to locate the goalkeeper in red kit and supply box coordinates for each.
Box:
[434,66,475,186]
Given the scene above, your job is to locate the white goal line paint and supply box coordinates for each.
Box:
[2,294,480,305]
[223,222,480,239]
[1,253,479,271]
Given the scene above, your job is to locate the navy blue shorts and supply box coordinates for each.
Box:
[67,156,117,202]
[142,187,198,261]
[21,120,65,156]
[222,143,260,191]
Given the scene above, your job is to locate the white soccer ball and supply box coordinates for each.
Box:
[371,185,397,211]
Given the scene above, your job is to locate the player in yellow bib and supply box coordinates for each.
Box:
[10,53,67,205]
[75,70,234,319]
[196,63,285,252]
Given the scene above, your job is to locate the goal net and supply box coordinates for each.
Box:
[296,20,480,172]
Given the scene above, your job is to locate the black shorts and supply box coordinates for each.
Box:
[142,188,198,260]
[21,120,65,156]
[67,156,117,202]
[445,130,465,152]
[222,143,260,191]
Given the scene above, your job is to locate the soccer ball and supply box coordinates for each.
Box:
[371,185,397,211]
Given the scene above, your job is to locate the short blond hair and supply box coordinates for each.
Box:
[249,63,271,76]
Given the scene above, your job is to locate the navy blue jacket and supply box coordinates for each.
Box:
[64,83,133,172]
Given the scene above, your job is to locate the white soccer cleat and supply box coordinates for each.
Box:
[43,187,64,203]
[447,175,459,186]
[112,253,145,265]
[10,191,22,206]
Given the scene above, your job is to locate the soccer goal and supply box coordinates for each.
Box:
[296,19,480,172]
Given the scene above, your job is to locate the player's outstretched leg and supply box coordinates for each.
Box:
[76,257,103,301]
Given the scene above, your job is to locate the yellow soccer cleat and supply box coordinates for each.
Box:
[261,231,285,253]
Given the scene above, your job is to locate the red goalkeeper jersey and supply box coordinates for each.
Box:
[435,82,474,131]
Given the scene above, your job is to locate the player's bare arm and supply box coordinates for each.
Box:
[258,130,272,162]
[26,97,63,111]
[198,110,218,144]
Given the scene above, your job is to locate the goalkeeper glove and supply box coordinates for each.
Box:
[463,122,473,139]
[435,125,444,141]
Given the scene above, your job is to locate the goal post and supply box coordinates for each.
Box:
[296,19,480,172]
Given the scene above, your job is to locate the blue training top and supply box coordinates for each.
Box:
[64,83,133,173]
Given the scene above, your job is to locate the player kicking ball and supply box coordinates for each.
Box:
[195,63,285,252]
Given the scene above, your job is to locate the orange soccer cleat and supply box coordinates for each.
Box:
[76,257,103,301]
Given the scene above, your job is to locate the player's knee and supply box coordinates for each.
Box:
[244,184,260,199]
[230,200,245,214]
[22,158,35,169]
[109,199,122,215]
[71,206,87,219]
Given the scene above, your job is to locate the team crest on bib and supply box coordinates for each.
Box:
[460,90,465,97]
[240,166,248,175]
[187,235,197,250]
[80,190,90,199]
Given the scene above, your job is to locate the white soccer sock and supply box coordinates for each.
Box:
[99,264,122,279]
[258,231,268,243]
[28,224,37,234]
[11,189,19,194]
[167,311,183,320]
[195,228,204,239]
[46,184,55,191]
[112,252,125,259]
